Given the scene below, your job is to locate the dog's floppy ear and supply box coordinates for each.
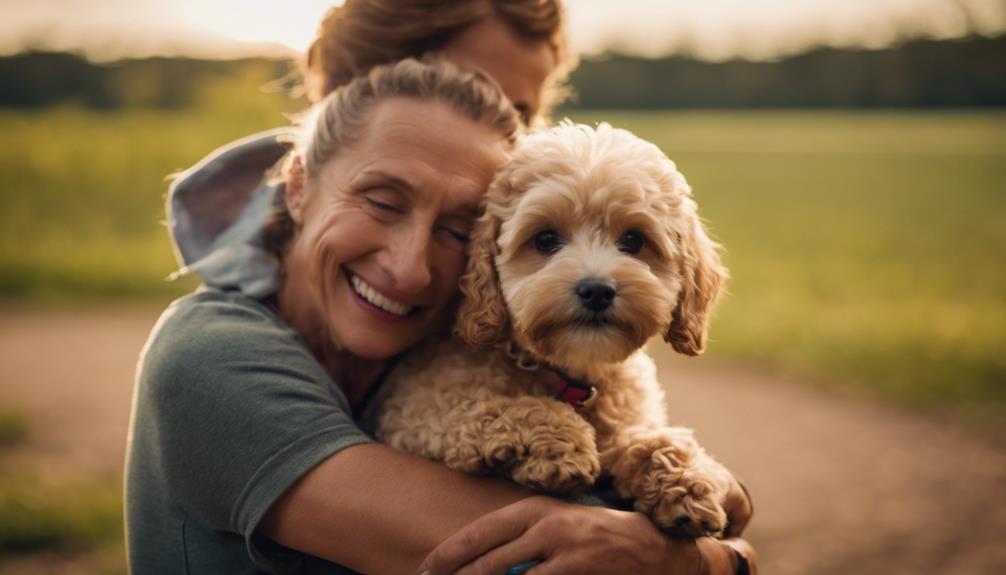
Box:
[665,215,728,356]
[455,210,509,346]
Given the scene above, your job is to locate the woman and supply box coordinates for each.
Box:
[128,58,752,575]
[133,2,756,573]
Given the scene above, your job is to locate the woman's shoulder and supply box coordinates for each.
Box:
[138,289,311,386]
[157,288,282,336]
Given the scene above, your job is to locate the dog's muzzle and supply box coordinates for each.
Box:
[575,278,616,312]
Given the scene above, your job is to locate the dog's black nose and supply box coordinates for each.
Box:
[575,279,616,312]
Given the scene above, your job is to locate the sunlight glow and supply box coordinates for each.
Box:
[180,0,336,52]
[1,0,1003,61]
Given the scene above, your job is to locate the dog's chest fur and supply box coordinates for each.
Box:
[376,336,668,453]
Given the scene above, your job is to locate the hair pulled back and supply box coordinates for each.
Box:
[264,58,521,255]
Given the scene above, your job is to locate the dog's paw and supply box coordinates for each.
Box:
[642,455,733,537]
[650,474,728,538]
[510,438,601,494]
[443,441,491,474]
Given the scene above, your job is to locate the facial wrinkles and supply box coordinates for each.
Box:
[367,102,503,192]
[336,140,492,292]
[302,218,350,352]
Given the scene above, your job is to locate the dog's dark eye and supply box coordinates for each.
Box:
[532,230,563,255]
[618,230,645,255]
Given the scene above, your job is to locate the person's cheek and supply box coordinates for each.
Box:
[433,250,466,309]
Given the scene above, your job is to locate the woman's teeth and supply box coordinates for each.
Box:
[350,274,412,317]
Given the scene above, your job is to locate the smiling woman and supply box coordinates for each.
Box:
[122,2,759,573]
[275,87,512,368]
[126,59,524,574]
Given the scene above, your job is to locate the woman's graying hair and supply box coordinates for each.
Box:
[303,0,574,119]
[263,58,522,256]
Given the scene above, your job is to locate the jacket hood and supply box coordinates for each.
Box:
[166,128,292,298]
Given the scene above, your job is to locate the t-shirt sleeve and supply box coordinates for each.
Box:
[137,291,373,564]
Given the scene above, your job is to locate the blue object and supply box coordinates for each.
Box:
[506,560,542,575]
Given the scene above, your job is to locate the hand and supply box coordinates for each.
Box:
[722,478,754,538]
[417,496,757,575]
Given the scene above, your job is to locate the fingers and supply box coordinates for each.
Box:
[723,479,753,537]
[696,537,758,575]
[696,537,739,575]
[452,533,545,575]
[721,538,757,575]
[418,497,554,575]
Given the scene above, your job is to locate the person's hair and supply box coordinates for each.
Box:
[303,0,573,118]
[263,58,522,256]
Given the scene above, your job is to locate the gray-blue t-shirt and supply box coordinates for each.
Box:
[125,288,373,573]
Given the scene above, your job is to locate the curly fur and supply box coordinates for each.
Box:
[377,122,734,537]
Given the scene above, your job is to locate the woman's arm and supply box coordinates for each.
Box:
[259,443,755,574]
[417,497,757,575]
[258,443,532,573]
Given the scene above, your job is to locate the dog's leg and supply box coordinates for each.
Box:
[590,355,733,536]
[598,425,732,536]
[446,395,601,494]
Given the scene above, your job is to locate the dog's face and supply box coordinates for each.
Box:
[457,123,727,371]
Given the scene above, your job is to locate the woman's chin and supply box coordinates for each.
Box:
[338,331,420,361]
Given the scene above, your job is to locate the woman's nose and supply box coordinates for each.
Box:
[383,228,433,294]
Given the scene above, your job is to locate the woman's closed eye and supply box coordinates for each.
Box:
[437,223,472,251]
[365,196,403,213]
[444,227,469,242]
[362,188,407,218]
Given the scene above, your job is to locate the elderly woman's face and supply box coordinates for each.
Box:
[283,98,509,359]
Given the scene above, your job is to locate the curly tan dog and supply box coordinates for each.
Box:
[377,122,735,537]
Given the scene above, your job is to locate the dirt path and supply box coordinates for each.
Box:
[1,306,1004,574]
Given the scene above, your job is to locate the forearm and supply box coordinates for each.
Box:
[258,442,531,574]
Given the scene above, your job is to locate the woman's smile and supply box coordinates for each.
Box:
[347,271,416,320]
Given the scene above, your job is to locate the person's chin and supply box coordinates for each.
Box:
[341,329,421,360]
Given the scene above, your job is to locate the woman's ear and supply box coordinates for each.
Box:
[283,154,308,225]
[665,215,728,356]
[455,211,509,347]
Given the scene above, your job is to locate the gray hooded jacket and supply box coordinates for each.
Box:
[167,128,291,298]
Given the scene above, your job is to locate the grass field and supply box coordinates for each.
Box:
[1,101,1004,418]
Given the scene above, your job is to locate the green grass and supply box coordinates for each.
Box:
[0,411,29,447]
[2,102,1004,415]
[0,473,122,553]
[0,411,121,556]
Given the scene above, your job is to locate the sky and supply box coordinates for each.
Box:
[1,0,1004,61]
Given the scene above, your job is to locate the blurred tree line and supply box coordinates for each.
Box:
[0,53,296,109]
[1,34,1003,109]
[568,35,1006,108]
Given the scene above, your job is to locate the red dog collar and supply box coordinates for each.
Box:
[505,341,598,410]
[543,368,597,410]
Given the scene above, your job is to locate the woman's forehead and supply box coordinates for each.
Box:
[319,98,508,208]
